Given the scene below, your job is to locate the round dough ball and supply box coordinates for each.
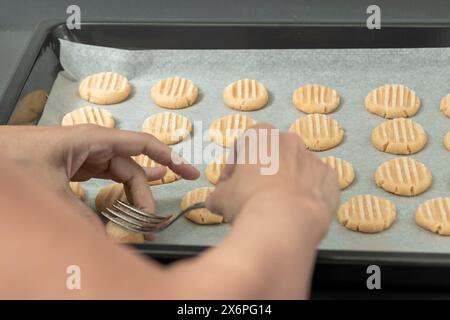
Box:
[416,197,450,235]
[440,93,450,118]
[205,155,227,185]
[79,72,131,105]
[288,114,344,151]
[293,84,340,114]
[69,182,85,201]
[95,183,127,214]
[142,112,192,144]
[445,131,450,151]
[371,118,427,155]
[150,77,198,109]
[61,106,115,128]
[223,79,269,111]
[209,113,256,147]
[374,157,432,196]
[105,221,144,244]
[321,156,355,190]
[338,195,397,233]
[181,187,223,225]
[133,154,180,186]
[95,184,144,244]
[365,84,420,118]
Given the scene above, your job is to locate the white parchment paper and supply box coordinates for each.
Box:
[38,39,450,253]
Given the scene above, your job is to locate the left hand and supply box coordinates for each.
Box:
[0,125,200,227]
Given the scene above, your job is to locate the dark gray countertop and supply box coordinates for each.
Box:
[3,0,450,30]
[0,31,31,101]
[1,0,450,99]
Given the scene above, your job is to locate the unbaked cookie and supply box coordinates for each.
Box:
[338,195,397,233]
[375,157,432,196]
[95,183,127,213]
[205,155,228,185]
[133,154,180,185]
[445,131,450,151]
[416,197,450,235]
[440,93,450,118]
[61,106,115,128]
[142,112,192,144]
[209,114,256,147]
[150,76,198,109]
[288,114,344,151]
[79,72,131,105]
[69,182,85,201]
[371,118,427,155]
[223,79,269,111]
[96,184,145,244]
[293,84,340,114]
[181,187,223,225]
[105,221,144,244]
[365,84,420,118]
[321,156,355,190]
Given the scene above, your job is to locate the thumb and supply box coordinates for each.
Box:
[206,178,237,222]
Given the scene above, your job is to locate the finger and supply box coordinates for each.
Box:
[321,167,341,214]
[74,126,199,180]
[141,167,167,242]
[206,178,235,220]
[217,149,237,182]
[234,122,277,169]
[72,162,168,183]
[108,156,156,213]
[216,128,250,183]
[142,166,167,182]
[217,162,235,183]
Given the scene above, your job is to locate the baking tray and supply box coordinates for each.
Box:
[3,20,450,290]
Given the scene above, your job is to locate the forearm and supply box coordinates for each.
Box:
[164,194,325,299]
[0,155,166,299]
[0,154,324,299]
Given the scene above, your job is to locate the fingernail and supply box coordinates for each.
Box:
[171,152,187,165]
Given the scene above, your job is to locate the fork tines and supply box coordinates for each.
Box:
[101,200,209,234]
[100,200,172,234]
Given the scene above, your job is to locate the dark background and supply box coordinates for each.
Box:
[3,0,450,30]
[1,0,450,99]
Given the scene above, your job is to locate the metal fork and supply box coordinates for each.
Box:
[100,200,206,233]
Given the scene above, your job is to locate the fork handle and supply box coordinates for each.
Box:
[165,202,207,228]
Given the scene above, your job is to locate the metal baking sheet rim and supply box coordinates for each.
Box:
[41,41,450,256]
[3,20,450,266]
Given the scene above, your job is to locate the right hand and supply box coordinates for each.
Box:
[206,123,340,238]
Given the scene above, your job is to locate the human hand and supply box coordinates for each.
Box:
[206,123,340,238]
[0,125,199,227]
